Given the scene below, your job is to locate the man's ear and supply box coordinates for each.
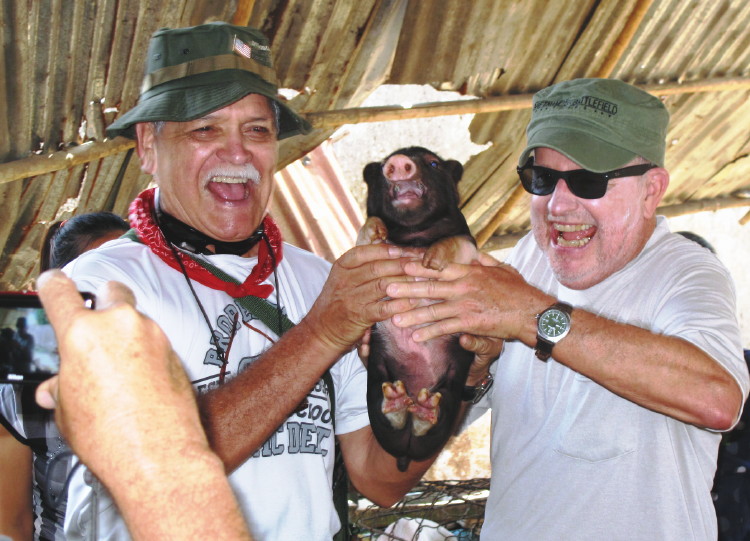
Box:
[643,166,669,218]
[135,123,157,175]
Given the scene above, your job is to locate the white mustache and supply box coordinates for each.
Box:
[203,164,261,185]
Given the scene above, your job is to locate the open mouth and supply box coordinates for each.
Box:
[390,179,426,206]
[207,177,252,202]
[553,222,596,247]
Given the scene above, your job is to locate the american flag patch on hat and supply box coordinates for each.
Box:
[233,36,252,59]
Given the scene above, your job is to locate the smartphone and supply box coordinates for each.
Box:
[0,291,94,383]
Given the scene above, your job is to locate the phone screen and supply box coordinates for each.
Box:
[0,293,59,383]
[0,292,93,383]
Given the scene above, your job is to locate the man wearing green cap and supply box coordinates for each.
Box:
[50,21,490,541]
[386,78,749,539]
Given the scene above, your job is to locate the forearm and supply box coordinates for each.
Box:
[340,427,436,508]
[526,306,744,429]
[388,254,745,430]
[0,427,32,540]
[111,443,252,541]
[451,345,498,435]
[199,317,348,471]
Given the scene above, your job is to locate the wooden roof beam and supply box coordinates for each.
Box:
[1,76,750,185]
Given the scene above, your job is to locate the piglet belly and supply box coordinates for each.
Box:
[373,319,455,394]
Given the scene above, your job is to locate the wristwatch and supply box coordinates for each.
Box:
[462,373,494,404]
[535,302,573,361]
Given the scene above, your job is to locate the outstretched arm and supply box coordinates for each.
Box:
[35,271,252,541]
[198,243,418,471]
[199,242,502,502]
[386,255,745,430]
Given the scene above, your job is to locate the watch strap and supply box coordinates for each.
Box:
[534,302,572,361]
[462,373,494,404]
[534,336,555,361]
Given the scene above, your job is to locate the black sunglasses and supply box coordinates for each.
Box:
[517,157,657,199]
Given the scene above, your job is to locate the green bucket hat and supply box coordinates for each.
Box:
[518,78,669,172]
[106,22,312,140]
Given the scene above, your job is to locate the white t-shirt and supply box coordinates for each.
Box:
[470,217,749,541]
[63,237,368,540]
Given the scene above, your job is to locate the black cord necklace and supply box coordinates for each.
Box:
[155,202,265,256]
[152,190,284,382]
[158,219,283,383]
[167,241,236,371]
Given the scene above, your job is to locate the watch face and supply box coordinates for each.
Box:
[538,308,570,340]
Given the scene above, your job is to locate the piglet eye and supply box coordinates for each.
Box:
[429,160,440,168]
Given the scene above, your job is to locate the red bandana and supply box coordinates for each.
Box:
[128,187,282,299]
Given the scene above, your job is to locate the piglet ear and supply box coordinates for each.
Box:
[363,162,382,186]
[443,160,464,184]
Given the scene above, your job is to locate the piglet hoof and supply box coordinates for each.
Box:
[422,245,448,271]
[382,380,412,430]
[357,216,389,246]
[423,235,478,270]
[409,389,441,436]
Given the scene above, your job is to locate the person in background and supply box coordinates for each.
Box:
[676,230,717,253]
[0,211,129,540]
[385,78,750,540]
[40,212,129,272]
[12,317,34,366]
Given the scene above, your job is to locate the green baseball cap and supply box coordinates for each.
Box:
[106,22,312,140]
[518,78,669,172]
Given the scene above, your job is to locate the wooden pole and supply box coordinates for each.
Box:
[475,185,527,248]
[0,137,135,185]
[596,0,655,78]
[305,76,750,129]
[657,196,750,217]
[1,76,750,185]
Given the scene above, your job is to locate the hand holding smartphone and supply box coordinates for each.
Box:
[0,291,94,383]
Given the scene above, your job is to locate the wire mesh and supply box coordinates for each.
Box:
[349,478,489,540]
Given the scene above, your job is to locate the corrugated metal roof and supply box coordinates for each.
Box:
[1,0,750,288]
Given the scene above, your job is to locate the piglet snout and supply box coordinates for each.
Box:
[383,154,419,181]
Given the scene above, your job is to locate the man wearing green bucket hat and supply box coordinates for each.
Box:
[386,78,749,539]
[55,21,471,541]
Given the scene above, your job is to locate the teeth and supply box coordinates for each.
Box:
[553,222,593,247]
[554,223,593,232]
[211,176,246,184]
[557,236,591,247]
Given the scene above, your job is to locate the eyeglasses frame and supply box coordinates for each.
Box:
[516,157,657,199]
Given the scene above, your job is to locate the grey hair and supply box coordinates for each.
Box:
[268,98,281,136]
[152,120,165,134]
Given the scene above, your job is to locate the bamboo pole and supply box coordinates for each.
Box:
[306,94,534,128]
[474,184,527,248]
[2,76,750,186]
[657,196,750,217]
[597,0,654,78]
[0,137,135,185]
[305,76,750,129]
